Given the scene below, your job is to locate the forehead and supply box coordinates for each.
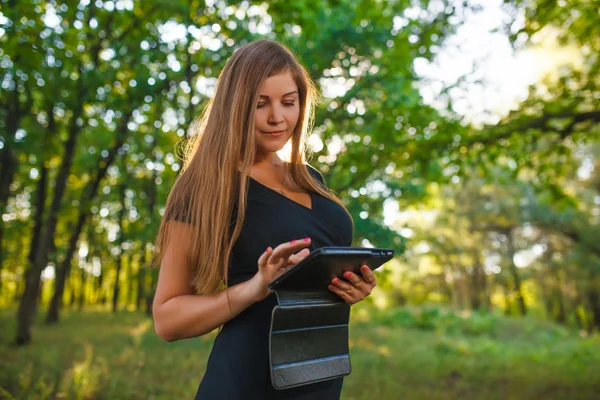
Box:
[258,70,298,96]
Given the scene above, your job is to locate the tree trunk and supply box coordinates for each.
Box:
[469,266,481,311]
[440,266,453,305]
[14,276,21,302]
[503,284,512,316]
[65,275,75,307]
[552,268,566,324]
[79,223,95,311]
[78,262,86,311]
[97,259,106,305]
[478,258,491,311]
[468,219,491,311]
[46,256,75,324]
[46,113,131,323]
[112,183,127,313]
[69,275,77,308]
[537,271,554,319]
[507,232,527,316]
[447,266,460,309]
[112,255,123,313]
[144,166,158,316]
[16,268,41,344]
[14,10,114,341]
[451,270,464,309]
[587,270,600,331]
[537,245,553,318]
[28,165,49,263]
[14,105,51,309]
[0,219,5,294]
[127,255,136,307]
[15,103,84,345]
[0,87,25,294]
[0,224,4,295]
[38,121,82,325]
[46,217,82,321]
[508,264,527,315]
[137,249,146,311]
[542,241,566,323]
[35,272,44,310]
[0,225,4,294]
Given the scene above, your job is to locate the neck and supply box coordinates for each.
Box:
[253,151,284,167]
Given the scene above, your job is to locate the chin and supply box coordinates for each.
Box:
[257,143,286,153]
[256,135,293,153]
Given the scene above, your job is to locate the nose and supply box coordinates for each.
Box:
[268,105,284,126]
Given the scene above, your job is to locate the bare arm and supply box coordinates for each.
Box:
[153,279,259,342]
[152,221,311,342]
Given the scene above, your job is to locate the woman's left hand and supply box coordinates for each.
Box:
[328,265,377,305]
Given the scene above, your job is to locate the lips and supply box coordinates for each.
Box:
[262,130,286,137]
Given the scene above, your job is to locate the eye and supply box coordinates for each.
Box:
[257,103,266,109]
[283,102,296,107]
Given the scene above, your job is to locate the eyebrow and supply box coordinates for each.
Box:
[259,91,298,99]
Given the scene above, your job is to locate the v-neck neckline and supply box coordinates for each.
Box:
[248,176,314,211]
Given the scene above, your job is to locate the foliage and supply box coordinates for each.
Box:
[0,0,599,348]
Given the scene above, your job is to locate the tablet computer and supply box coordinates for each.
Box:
[268,246,394,291]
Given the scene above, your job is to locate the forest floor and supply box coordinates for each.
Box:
[1,304,599,399]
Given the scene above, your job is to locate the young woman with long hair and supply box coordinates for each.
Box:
[152,39,377,399]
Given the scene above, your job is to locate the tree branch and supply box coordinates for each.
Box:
[466,110,600,147]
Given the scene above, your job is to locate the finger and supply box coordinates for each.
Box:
[328,284,356,305]
[359,265,377,286]
[331,277,353,292]
[287,255,300,265]
[258,246,272,267]
[342,271,363,287]
[332,277,371,300]
[267,240,310,271]
[287,248,310,265]
[270,238,311,263]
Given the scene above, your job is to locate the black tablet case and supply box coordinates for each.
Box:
[267,247,394,390]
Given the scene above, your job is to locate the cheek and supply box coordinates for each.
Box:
[286,107,300,126]
[254,110,266,128]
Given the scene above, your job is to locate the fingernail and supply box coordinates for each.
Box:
[304,237,310,242]
[332,278,339,284]
[344,272,352,279]
[361,266,369,272]
[266,247,271,252]
[290,240,296,244]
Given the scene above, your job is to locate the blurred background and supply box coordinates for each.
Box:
[1,0,599,399]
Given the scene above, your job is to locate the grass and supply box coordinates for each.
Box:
[1,305,599,399]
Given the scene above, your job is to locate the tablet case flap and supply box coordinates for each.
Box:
[269,289,351,390]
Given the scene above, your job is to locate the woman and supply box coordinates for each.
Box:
[152,39,377,399]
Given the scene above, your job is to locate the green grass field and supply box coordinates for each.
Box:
[1,305,599,399]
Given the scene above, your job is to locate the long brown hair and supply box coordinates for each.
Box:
[153,39,352,294]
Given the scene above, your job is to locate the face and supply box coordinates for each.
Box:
[254,70,300,157]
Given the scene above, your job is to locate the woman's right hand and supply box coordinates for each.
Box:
[247,237,312,302]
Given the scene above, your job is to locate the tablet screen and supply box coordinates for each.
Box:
[268,246,394,291]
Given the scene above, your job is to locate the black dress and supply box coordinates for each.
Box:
[194,166,353,400]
